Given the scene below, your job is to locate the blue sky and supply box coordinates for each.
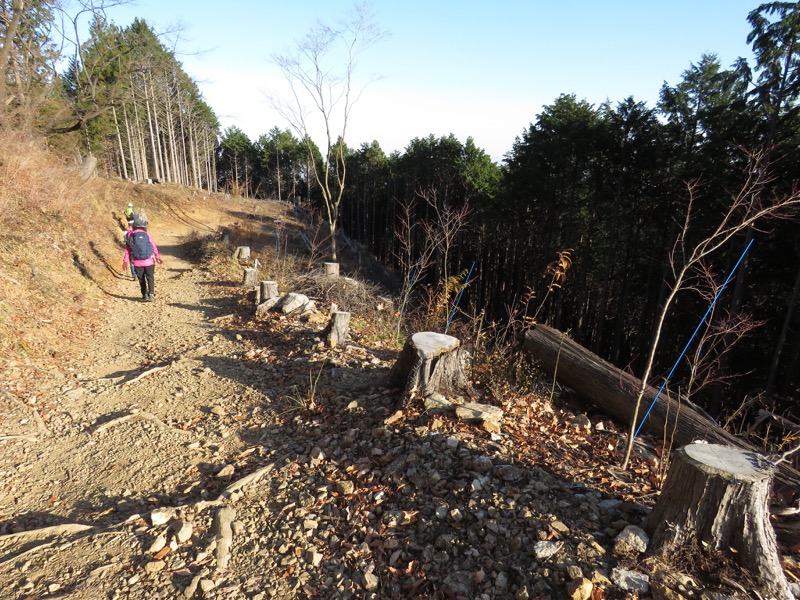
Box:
[103,1,759,162]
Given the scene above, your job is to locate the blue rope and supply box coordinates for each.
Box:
[445,261,476,334]
[634,237,755,438]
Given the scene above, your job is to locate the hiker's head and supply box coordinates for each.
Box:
[132,212,148,228]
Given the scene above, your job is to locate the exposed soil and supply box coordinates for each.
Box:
[0,200,797,600]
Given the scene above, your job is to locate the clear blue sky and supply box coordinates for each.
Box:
[103,0,759,162]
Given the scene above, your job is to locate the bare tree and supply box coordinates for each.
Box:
[393,198,436,340]
[622,149,800,469]
[270,2,386,261]
[418,188,471,284]
[681,262,765,401]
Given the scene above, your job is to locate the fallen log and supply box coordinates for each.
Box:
[521,323,800,488]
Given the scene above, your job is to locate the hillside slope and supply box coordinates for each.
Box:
[1,142,798,599]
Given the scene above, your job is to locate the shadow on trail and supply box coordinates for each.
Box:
[169,295,241,321]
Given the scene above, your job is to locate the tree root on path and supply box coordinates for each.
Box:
[0,461,276,572]
[122,363,172,385]
[0,434,39,443]
[91,410,192,435]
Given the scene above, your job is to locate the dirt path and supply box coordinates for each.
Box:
[2,222,248,505]
[0,217,288,597]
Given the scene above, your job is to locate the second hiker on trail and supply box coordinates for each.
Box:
[122,212,163,302]
[124,202,135,225]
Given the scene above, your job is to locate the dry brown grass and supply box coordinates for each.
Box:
[0,132,244,368]
[0,133,120,365]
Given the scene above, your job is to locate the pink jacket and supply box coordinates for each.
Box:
[122,229,162,268]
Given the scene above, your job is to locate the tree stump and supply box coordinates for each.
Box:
[385,332,472,399]
[324,262,340,277]
[644,444,791,599]
[322,311,350,348]
[259,280,279,303]
[242,267,258,288]
[233,246,251,261]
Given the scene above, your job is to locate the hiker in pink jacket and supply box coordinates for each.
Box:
[122,213,163,301]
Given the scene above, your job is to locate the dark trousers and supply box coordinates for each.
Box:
[134,264,155,297]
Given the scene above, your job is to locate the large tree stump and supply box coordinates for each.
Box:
[386,332,472,399]
[322,311,350,348]
[644,444,791,599]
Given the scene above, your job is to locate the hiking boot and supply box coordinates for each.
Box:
[147,293,155,302]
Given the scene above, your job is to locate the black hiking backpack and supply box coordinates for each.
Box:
[128,230,153,260]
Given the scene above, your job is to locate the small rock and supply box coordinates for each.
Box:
[495,464,524,482]
[309,446,324,467]
[591,570,612,586]
[199,579,216,593]
[533,540,562,560]
[455,402,503,429]
[147,533,167,554]
[173,520,193,544]
[150,507,176,526]
[443,570,474,596]
[495,571,509,589]
[570,414,592,429]
[216,464,235,478]
[611,567,650,594]
[424,394,453,413]
[549,520,570,534]
[567,577,593,600]
[143,560,165,574]
[614,525,649,554]
[472,455,493,473]
[363,571,379,591]
[336,480,355,495]
[211,405,226,416]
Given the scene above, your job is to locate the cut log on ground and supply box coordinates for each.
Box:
[385,332,473,399]
[644,444,792,600]
[324,262,340,277]
[521,323,800,487]
[322,311,350,348]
